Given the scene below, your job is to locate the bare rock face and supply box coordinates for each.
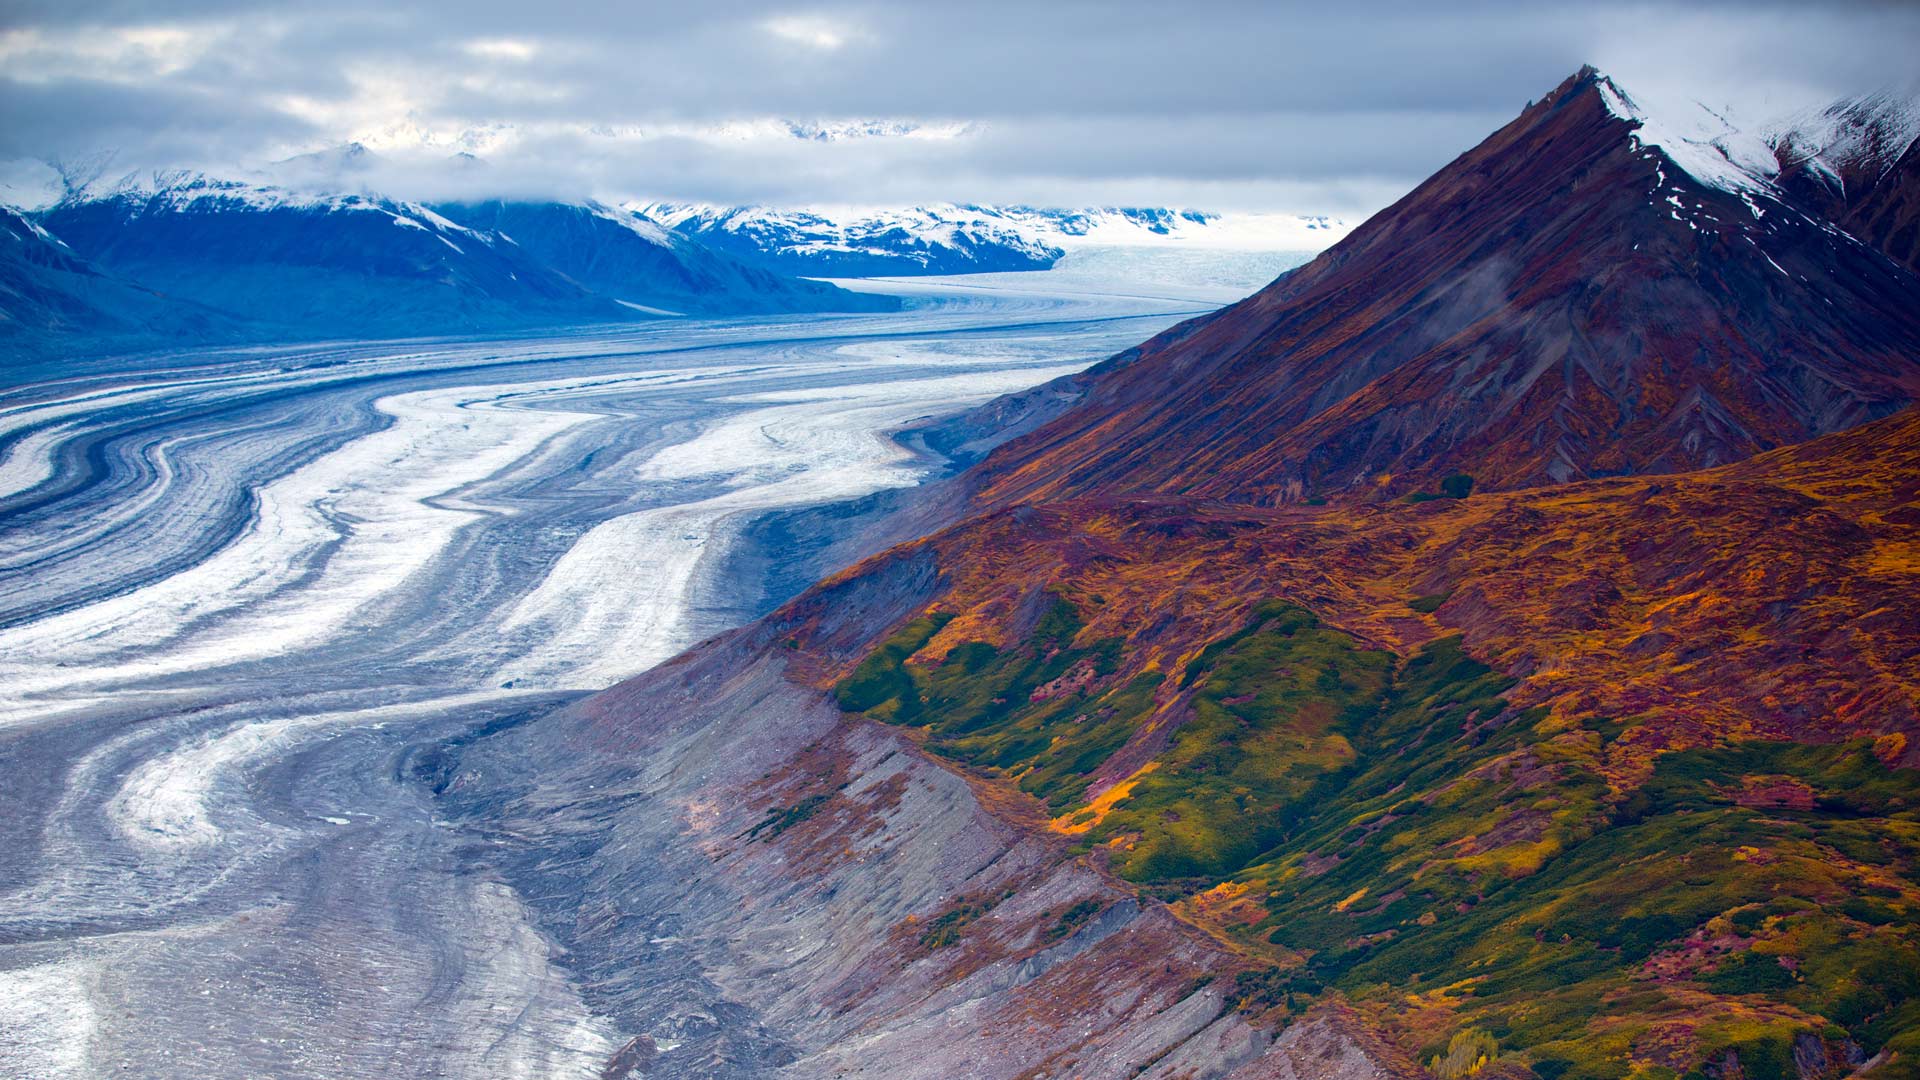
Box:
[441,613,1411,1079]
[1135,1011,1403,1080]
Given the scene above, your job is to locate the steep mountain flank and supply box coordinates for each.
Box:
[444,594,1418,1080]
[448,68,1920,1080]
[796,407,1920,1079]
[0,206,231,354]
[970,69,1920,505]
[449,396,1920,1079]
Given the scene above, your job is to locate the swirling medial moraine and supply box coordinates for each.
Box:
[0,267,1238,1079]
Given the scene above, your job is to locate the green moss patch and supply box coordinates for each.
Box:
[832,598,1920,1073]
[835,596,1154,809]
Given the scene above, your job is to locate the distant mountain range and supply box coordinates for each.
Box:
[0,154,1351,360]
[1,168,899,360]
[635,202,1348,276]
[455,68,1920,1080]
[0,204,235,343]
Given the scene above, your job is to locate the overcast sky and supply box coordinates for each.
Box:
[2,1,1916,216]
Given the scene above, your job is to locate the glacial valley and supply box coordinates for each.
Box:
[0,254,1297,1079]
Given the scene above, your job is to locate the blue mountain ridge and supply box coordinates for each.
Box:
[3,172,896,362]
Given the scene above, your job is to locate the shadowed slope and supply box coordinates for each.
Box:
[0,206,233,354]
[972,69,1920,505]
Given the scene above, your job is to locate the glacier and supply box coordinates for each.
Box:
[0,254,1290,1079]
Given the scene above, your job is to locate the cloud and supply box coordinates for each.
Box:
[761,13,865,51]
[2,1,1915,214]
[462,37,539,62]
[0,23,228,83]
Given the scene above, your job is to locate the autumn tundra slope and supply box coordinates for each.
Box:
[448,68,1920,1080]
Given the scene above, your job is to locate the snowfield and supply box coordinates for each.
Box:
[634,200,1349,275]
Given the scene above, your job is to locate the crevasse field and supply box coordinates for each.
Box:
[0,247,1308,1079]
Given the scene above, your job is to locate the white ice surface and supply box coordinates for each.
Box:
[0,256,1251,1079]
[0,380,594,713]
[0,959,100,1080]
[0,369,277,502]
[493,361,1085,688]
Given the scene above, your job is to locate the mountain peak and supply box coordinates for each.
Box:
[267,142,383,192]
[965,67,1920,506]
[1578,69,1781,197]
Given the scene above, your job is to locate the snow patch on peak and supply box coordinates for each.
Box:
[0,158,65,212]
[62,168,332,212]
[586,202,677,246]
[1593,72,1779,196]
[633,201,1347,278]
[1770,87,1920,191]
[53,167,504,253]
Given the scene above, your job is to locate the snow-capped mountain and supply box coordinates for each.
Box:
[1767,87,1920,273]
[35,170,630,336]
[634,202,1348,277]
[635,203,1063,276]
[431,200,890,316]
[8,167,893,350]
[262,141,383,191]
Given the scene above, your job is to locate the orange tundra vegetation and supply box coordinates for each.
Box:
[818,405,1920,771]
[786,405,1920,1078]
